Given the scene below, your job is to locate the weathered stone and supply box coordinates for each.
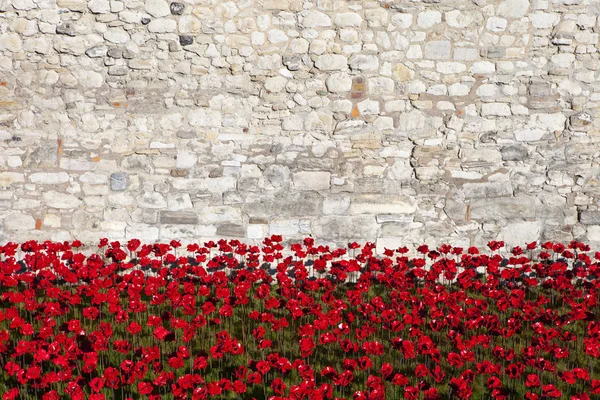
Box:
[110,172,127,191]
[301,11,331,28]
[334,12,363,27]
[326,73,352,92]
[148,19,177,33]
[86,45,108,58]
[43,191,82,209]
[56,23,76,37]
[424,41,451,60]
[3,213,35,232]
[245,192,322,219]
[481,103,511,117]
[349,54,379,71]
[470,197,536,220]
[497,221,541,247]
[170,2,184,15]
[314,55,347,71]
[264,76,287,93]
[417,11,441,29]
[470,61,495,74]
[126,225,159,241]
[160,211,198,224]
[216,224,245,237]
[313,216,378,239]
[446,10,478,28]
[501,145,529,161]
[167,193,193,211]
[88,0,110,13]
[486,17,507,32]
[57,0,86,11]
[179,35,193,46]
[497,0,530,18]
[188,108,222,127]
[145,0,170,17]
[29,172,70,184]
[23,145,58,168]
[530,12,560,29]
[462,180,513,198]
[54,37,86,55]
[293,171,330,191]
[350,195,417,214]
[392,63,414,82]
[104,28,130,44]
[137,192,167,209]
[323,197,350,215]
[0,34,22,52]
[580,211,600,225]
[391,14,413,29]
[570,112,593,131]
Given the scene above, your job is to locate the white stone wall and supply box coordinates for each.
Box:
[1,0,600,250]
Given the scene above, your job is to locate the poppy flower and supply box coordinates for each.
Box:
[138,381,153,395]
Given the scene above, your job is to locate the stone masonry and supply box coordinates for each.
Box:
[1,0,600,252]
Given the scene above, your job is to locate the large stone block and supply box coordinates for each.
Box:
[349,195,417,214]
[160,211,198,225]
[3,213,35,232]
[293,171,331,191]
[313,216,378,239]
[244,192,323,219]
[43,191,82,209]
[469,197,536,221]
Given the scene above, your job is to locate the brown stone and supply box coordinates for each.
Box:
[170,169,188,177]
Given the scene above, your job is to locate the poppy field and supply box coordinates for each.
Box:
[0,237,599,400]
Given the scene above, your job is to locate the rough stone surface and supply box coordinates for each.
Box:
[0,0,597,249]
[110,173,128,191]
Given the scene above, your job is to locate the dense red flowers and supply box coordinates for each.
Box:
[0,238,599,399]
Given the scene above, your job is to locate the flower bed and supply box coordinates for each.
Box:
[0,237,599,400]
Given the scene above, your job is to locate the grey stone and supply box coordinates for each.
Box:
[350,195,417,214]
[245,192,322,219]
[216,224,245,237]
[108,66,128,76]
[86,45,108,58]
[501,145,529,161]
[579,211,600,225]
[470,197,536,220]
[107,47,123,59]
[497,221,541,247]
[160,211,198,224]
[3,213,36,232]
[462,180,513,198]
[56,23,76,37]
[293,171,330,191]
[110,172,127,191]
[170,2,184,15]
[179,35,193,46]
[570,112,593,131]
[264,165,291,188]
[483,47,505,59]
[424,41,451,60]
[137,192,167,209]
[24,145,58,168]
[176,130,195,139]
[529,82,552,97]
[313,216,378,239]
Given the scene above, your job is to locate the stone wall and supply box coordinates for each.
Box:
[1,0,600,251]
